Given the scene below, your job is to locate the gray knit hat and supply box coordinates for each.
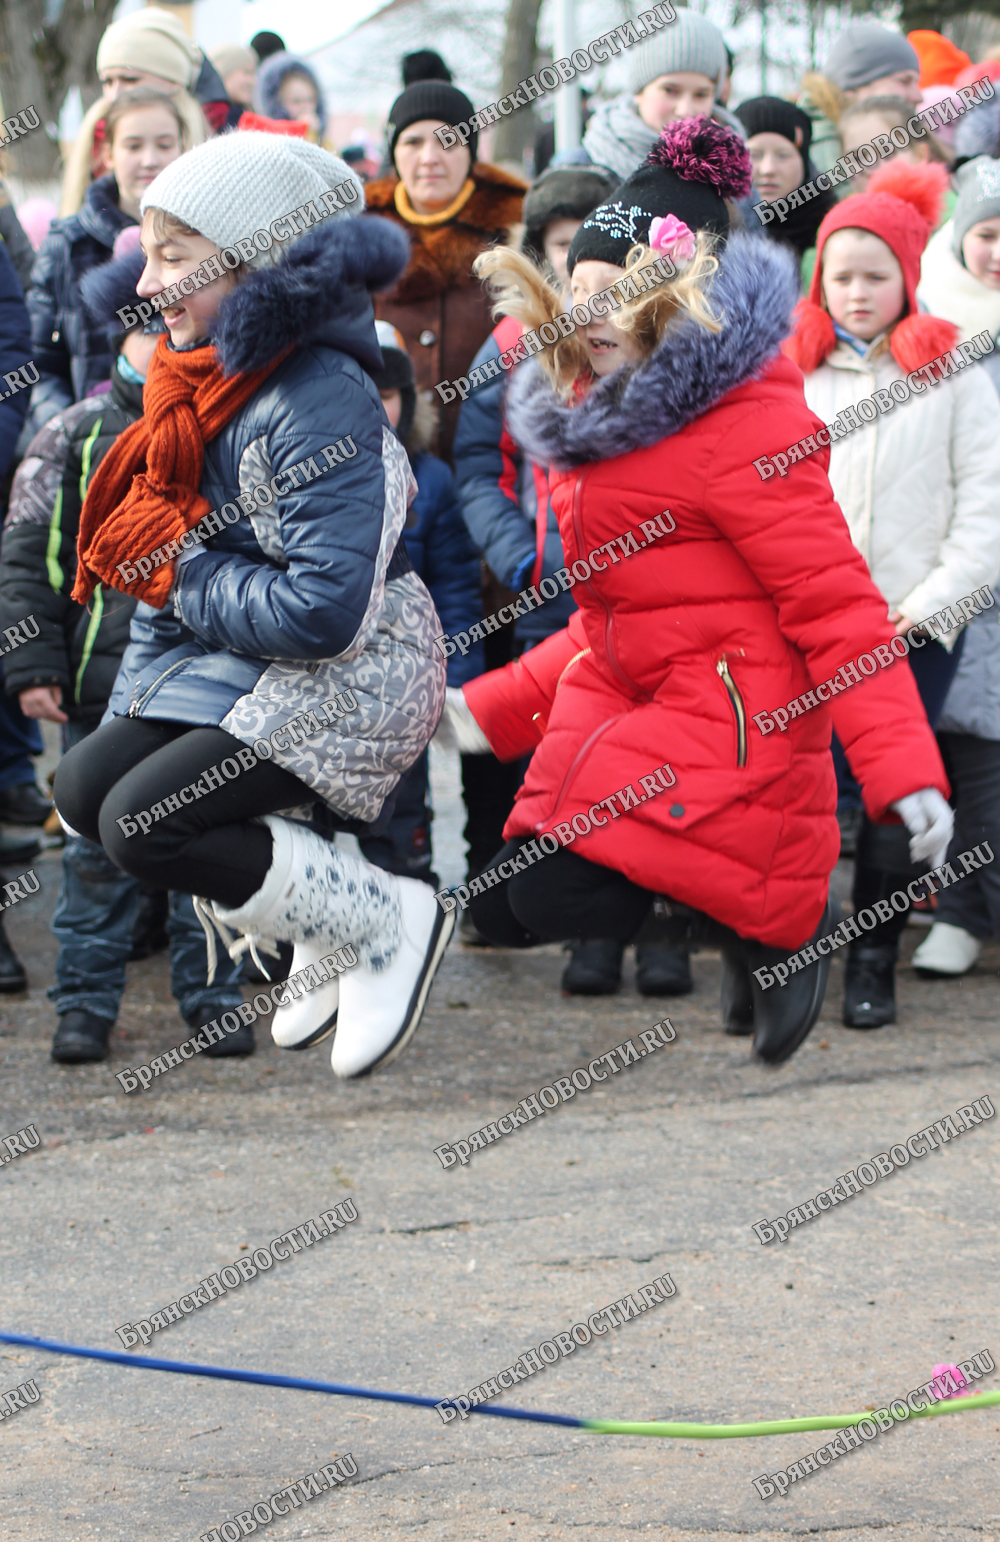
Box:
[627,10,728,96]
[823,22,919,92]
[951,156,1000,263]
[140,131,364,268]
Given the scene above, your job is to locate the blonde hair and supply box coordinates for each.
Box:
[60,87,206,217]
[473,236,722,398]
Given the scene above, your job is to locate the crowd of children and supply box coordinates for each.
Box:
[0,8,998,1073]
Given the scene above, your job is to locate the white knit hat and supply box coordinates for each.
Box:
[140,131,365,267]
[98,6,203,90]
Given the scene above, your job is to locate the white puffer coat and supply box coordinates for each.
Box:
[802,338,1000,647]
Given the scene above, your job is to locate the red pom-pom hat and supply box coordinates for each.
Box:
[785,162,957,374]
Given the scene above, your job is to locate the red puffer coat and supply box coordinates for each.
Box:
[462,235,948,949]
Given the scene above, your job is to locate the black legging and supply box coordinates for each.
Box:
[54,717,316,909]
[469,837,656,948]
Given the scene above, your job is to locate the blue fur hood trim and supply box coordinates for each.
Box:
[213,215,410,377]
[506,232,799,469]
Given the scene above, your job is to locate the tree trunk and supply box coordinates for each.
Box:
[492,0,545,171]
[0,0,117,182]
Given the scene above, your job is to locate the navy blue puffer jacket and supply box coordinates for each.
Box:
[26,175,135,434]
[109,214,447,826]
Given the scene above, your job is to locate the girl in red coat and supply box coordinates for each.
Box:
[442,118,953,1064]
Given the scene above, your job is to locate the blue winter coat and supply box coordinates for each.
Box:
[402,442,484,687]
[452,323,575,647]
[108,214,446,825]
[26,175,135,434]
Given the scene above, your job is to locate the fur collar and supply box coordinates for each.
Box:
[507,232,799,470]
[213,214,410,377]
[75,174,134,248]
[364,163,525,301]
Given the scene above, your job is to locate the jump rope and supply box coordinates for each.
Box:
[3,1331,998,1439]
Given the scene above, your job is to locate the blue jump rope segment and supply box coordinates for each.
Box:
[0,1332,582,1428]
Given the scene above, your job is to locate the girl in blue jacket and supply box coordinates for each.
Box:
[53,132,454,1081]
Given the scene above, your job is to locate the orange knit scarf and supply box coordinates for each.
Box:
[74,335,290,610]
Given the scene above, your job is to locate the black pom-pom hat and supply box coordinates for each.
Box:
[567,116,753,274]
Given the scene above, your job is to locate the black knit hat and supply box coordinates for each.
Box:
[522,165,619,267]
[733,96,812,161]
[387,81,477,165]
[567,116,752,274]
[402,50,452,86]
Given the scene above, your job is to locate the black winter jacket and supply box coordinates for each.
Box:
[0,362,143,720]
[25,175,135,435]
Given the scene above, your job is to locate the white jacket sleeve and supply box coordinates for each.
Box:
[899,367,1000,624]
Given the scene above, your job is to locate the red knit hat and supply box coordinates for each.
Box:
[784,162,958,375]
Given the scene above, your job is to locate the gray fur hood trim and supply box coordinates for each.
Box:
[506,231,799,470]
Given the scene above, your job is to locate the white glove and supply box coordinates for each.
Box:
[433,686,492,754]
[891,788,954,869]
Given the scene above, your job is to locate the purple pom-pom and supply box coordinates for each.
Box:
[645,115,753,201]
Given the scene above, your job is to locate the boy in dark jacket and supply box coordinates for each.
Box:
[0,247,243,1063]
[360,321,483,884]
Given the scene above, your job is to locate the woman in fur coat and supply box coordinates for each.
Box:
[364,80,525,465]
[53,132,454,1082]
[443,118,953,1065]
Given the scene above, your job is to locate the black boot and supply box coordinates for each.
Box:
[720,949,754,1035]
[747,890,838,1064]
[190,1010,255,1057]
[0,782,52,825]
[634,943,692,996]
[0,916,27,993]
[52,1009,113,1063]
[843,943,897,1028]
[561,939,624,996]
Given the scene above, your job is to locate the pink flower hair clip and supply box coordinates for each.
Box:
[649,214,696,262]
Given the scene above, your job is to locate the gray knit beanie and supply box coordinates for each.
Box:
[951,156,1000,264]
[823,22,919,92]
[627,10,728,95]
[140,132,364,268]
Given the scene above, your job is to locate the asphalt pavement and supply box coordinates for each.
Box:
[1,742,997,1542]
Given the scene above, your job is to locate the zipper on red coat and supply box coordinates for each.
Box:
[570,470,651,703]
[717,656,748,768]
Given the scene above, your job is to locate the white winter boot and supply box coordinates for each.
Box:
[196,816,453,1070]
[911,922,982,976]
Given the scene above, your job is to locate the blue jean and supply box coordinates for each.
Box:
[49,720,243,1023]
